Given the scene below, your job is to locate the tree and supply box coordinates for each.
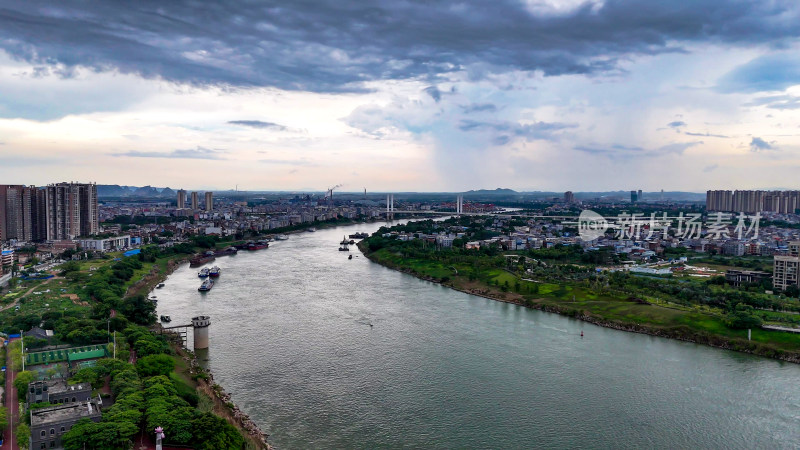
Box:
[62,419,138,450]
[120,295,156,325]
[0,406,7,429]
[136,354,175,377]
[17,423,30,450]
[727,311,763,329]
[71,367,103,388]
[191,413,245,450]
[14,370,35,394]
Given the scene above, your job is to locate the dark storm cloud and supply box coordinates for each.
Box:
[746,94,800,110]
[460,103,498,113]
[0,1,797,92]
[113,147,226,160]
[228,120,287,130]
[717,53,800,93]
[575,141,701,157]
[424,86,443,102]
[458,119,577,142]
[684,131,728,138]
[749,137,775,152]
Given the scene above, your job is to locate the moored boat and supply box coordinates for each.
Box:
[198,279,214,292]
[247,240,269,250]
[190,251,216,267]
[160,315,171,322]
[198,268,210,278]
[209,266,221,278]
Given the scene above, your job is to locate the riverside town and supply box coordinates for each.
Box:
[2,2,800,448]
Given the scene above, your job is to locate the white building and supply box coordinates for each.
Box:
[74,235,131,251]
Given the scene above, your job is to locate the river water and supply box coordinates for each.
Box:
[155,221,800,449]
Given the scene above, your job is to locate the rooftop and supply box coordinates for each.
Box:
[30,401,101,426]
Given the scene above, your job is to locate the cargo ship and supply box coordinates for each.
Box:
[198,279,214,292]
[349,232,369,239]
[214,246,238,256]
[247,240,269,250]
[209,266,221,278]
[190,251,216,267]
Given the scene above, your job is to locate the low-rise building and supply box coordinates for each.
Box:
[28,380,92,407]
[725,269,771,287]
[74,235,131,251]
[30,400,102,450]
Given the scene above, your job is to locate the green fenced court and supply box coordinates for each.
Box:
[25,344,108,366]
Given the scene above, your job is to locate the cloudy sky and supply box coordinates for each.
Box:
[0,0,799,192]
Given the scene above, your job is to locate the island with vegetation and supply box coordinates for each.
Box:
[359,217,800,363]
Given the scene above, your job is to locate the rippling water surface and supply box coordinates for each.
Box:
[156,221,800,449]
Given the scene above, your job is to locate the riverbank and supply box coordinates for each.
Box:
[150,256,272,449]
[358,242,800,364]
[142,251,281,448]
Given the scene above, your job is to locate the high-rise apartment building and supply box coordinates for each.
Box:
[638,189,643,201]
[0,185,48,242]
[191,191,199,210]
[630,190,638,203]
[45,182,98,240]
[563,191,574,204]
[177,189,187,209]
[205,192,213,212]
[707,190,800,214]
[774,242,800,292]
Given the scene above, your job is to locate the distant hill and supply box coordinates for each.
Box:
[97,184,129,197]
[465,188,517,195]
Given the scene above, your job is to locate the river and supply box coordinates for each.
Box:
[155,221,800,449]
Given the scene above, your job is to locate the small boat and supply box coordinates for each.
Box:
[340,236,349,245]
[156,283,165,289]
[209,266,221,278]
[198,279,214,292]
[348,254,353,260]
[275,234,289,241]
[198,268,210,278]
[349,240,355,245]
[307,227,316,232]
[160,315,171,322]
[339,245,349,252]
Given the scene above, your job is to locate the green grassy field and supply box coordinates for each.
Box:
[368,247,800,358]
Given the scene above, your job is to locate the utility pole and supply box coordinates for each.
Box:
[20,330,25,372]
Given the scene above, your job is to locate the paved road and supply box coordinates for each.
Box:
[2,337,20,450]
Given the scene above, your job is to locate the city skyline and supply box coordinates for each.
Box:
[0,1,799,191]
